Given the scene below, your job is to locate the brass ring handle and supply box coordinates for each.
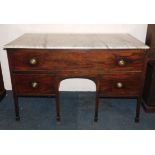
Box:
[29,58,37,65]
[118,59,126,66]
[31,82,38,88]
[116,82,123,88]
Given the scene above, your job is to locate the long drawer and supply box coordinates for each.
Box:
[12,74,56,95]
[7,49,145,72]
[99,72,142,97]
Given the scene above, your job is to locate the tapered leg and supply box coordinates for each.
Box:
[94,80,100,122]
[13,93,20,121]
[94,92,99,122]
[135,96,141,123]
[56,91,61,122]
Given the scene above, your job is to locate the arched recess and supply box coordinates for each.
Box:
[59,78,96,91]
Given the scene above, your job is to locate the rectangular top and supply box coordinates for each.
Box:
[4,33,149,50]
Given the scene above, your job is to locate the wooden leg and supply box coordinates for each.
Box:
[13,93,20,121]
[56,91,61,122]
[94,80,100,122]
[135,96,141,123]
[94,93,99,122]
[0,90,6,102]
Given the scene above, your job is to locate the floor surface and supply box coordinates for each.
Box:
[0,91,155,130]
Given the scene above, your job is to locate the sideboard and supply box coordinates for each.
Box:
[4,33,149,122]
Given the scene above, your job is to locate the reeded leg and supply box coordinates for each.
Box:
[56,91,61,122]
[135,96,141,123]
[13,93,20,121]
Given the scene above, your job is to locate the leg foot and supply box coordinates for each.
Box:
[16,116,20,121]
[94,114,98,122]
[56,116,61,122]
[135,117,139,123]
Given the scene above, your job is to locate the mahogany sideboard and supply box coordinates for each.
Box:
[4,33,149,122]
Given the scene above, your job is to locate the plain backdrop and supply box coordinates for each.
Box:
[0,24,148,90]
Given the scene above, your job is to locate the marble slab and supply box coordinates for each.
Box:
[4,33,149,49]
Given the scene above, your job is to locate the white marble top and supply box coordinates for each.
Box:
[4,33,149,49]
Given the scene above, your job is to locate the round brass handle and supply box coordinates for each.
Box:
[116,82,123,88]
[118,59,126,66]
[31,82,38,88]
[29,58,37,65]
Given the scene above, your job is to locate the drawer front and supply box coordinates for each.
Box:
[7,49,145,72]
[99,73,142,97]
[13,74,56,95]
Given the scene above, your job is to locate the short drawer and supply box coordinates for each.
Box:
[13,74,56,95]
[7,49,145,72]
[99,72,142,97]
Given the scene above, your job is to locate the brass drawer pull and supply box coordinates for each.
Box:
[118,59,126,66]
[31,82,38,88]
[116,82,123,88]
[29,58,37,65]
